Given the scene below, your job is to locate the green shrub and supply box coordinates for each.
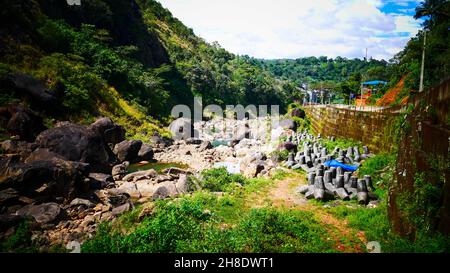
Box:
[0,221,37,253]
[199,168,247,192]
[83,199,334,253]
[319,137,362,152]
[270,150,289,162]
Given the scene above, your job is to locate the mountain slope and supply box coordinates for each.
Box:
[0,0,299,143]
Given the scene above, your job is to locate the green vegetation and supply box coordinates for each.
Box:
[0,221,37,253]
[328,203,450,253]
[358,153,396,191]
[250,1,450,105]
[318,137,362,153]
[249,56,388,87]
[137,0,298,110]
[390,0,450,94]
[326,153,450,253]
[127,162,189,174]
[396,173,443,233]
[197,168,247,192]
[82,169,336,253]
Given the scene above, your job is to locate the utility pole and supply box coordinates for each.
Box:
[419,31,427,93]
[360,48,368,110]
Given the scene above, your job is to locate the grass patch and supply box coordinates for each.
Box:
[82,198,335,253]
[82,168,336,253]
[196,168,247,192]
[327,202,450,253]
[319,137,362,153]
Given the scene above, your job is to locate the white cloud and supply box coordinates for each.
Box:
[394,15,422,34]
[156,0,422,60]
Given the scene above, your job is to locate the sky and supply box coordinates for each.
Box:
[156,0,425,60]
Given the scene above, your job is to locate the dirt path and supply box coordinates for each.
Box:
[267,170,368,253]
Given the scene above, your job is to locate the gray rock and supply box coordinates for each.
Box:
[88,173,113,188]
[279,119,297,131]
[104,189,130,206]
[70,198,95,208]
[113,140,143,163]
[16,203,62,224]
[35,123,116,173]
[297,185,310,194]
[0,188,19,207]
[186,138,203,145]
[165,168,191,176]
[152,182,178,200]
[122,169,157,182]
[88,117,125,146]
[112,162,129,181]
[118,182,141,199]
[199,141,213,151]
[112,203,131,216]
[0,155,90,200]
[175,174,190,194]
[137,143,154,161]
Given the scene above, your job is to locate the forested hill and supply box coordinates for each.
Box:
[247,57,389,87]
[0,0,300,142]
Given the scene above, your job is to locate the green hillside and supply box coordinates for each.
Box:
[0,0,299,142]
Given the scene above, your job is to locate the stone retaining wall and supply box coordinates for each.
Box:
[390,77,450,236]
[304,105,400,153]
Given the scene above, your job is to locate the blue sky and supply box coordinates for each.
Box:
[157,0,424,60]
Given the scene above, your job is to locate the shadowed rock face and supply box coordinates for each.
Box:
[2,73,63,113]
[113,140,142,163]
[35,123,117,173]
[89,118,125,145]
[0,104,47,142]
[0,154,90,200]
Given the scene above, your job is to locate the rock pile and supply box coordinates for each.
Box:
[156,117,285,178]
[0,117,183,250]
[282,132,378,205]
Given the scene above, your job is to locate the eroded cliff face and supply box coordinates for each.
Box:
[390,78,450,237]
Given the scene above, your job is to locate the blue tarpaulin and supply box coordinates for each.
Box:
[324,160,359,172]
[362,80,387,85]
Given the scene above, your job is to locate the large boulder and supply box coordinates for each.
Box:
[175,174,191,194]
[35,123,116,172]
[113,140,142,163]
[0,104,46,142]
[152,181,178,200]
[1,140,36,160]
[151,133,174,148]
[0,154,90,200]
[112,162,129,181]
[16,203,62,224]
[137,143,154,161]
[122,169,157,182]
[279,119,297,132]
[2,73,63,112]
[88,117,125,146]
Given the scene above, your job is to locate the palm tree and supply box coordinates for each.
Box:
[415,0,450,29]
